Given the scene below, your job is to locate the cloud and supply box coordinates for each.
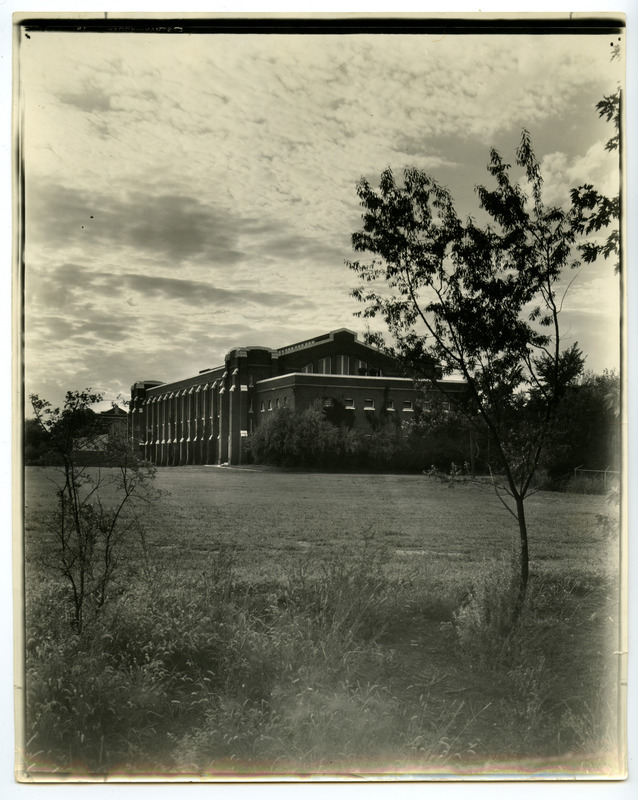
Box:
[26,179,353,278]
[390,135,459,168]
[27,182,246,267]
[540,143,619,207]
[58,86,112,113]
[120,273,305,309]
[28,261,308,324]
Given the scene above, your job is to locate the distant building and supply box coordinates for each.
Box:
[67,405,129,465]
[130,328,466,466]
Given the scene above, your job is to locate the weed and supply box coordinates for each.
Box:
[563,472,618,495]
[283,537,392,646]
[560,693,619,756]
[452,558,517,665]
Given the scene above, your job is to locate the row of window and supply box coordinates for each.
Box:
[260,397,289,412]
[353,399,413,412]
[356,399,450,412]
[148,396,447,418]
[300,356,375,376]
[256,398,455,414]
[257,397,415,413]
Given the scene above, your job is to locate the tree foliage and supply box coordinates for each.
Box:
[347,131,583,624]
[247,404,344,468]
[540,370,620,486]
[29,390,158,632]
[571,87,621,273]
[247,402,472,473]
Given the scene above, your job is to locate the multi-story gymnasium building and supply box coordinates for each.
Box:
[130,328,466,466]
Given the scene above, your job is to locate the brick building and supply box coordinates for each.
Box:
[130,328,466,466]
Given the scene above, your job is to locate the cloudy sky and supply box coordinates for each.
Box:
[19,21,624,411]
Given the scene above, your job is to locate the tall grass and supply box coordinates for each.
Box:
[451,558,620,762]
[562,472,619,495]
[24,517,621,777]
[25,539,465,774]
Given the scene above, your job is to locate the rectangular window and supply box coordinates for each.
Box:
[364,399,375,410]
[336,355,350,375]
[344,397,355,409]
[386,400,395,411]
[355,360,367,375]
[323,397,334,408]
[317,357,331,375]
[442,402,451,412]
[403,400,413,411]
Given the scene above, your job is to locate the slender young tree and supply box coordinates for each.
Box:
[347,131,583,625]
[30,389,157,632]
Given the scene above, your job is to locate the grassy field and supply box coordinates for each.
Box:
[21,465,623,778]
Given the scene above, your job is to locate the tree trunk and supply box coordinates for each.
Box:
[511,494,530,627]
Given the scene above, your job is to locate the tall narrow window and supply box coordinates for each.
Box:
[335,355,350,375]
[355,360,367,375]
[317,357,331,374]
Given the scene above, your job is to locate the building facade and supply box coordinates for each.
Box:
[130,328,466,466]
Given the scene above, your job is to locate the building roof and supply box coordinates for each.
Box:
[134,328,443,393]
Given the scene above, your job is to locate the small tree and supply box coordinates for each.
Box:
[29,389,157,632]
[347,131,583,624]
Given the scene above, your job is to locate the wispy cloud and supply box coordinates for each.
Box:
[59,85,113,113]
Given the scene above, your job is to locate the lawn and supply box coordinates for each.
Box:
[21,465,624,779]
[25,465,615,572]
